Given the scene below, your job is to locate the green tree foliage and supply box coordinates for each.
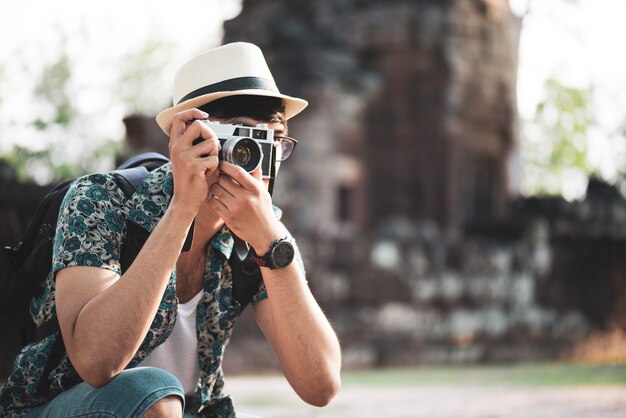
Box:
[1,140,119,184]
[32,51,76,129]
[0,35,174,184]
[0,43,122,184]
[119,39,174,115]
[521,78,595,199]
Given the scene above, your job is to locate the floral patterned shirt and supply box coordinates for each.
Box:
[0,163,299,417]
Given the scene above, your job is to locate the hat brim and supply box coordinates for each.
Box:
[156,90,308,135]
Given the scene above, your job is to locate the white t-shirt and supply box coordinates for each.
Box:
[138,290,203,395]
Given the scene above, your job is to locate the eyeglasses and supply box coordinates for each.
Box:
[273,136,298,162]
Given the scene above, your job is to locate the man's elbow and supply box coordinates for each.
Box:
[83,369,119,388]
[71,353,119,388]
[303,373,341,407]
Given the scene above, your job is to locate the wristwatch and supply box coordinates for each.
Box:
[253,237,295,269]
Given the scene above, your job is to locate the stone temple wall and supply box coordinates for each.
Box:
[219,0,626,372]
[225,178,626,373]
[223,0,521,242]
[220,0,567,371]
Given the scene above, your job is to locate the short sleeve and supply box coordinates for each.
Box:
[250,224,306,305]
[250,281,268,305]
[52,173,126,276]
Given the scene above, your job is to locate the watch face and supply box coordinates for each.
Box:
[271,240,295,268]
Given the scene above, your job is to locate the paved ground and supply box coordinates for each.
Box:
[225,375,626,418]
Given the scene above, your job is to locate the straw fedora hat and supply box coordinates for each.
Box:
[156,42,308,135]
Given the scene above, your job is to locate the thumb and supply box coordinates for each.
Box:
[250,165,263,182]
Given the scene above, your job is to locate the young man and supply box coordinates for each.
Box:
[0,42,341,418]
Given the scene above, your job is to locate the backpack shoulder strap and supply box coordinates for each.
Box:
[111,152,169,199]
[112,166,150,199]
[115,152,169,170]
[113,153,192,271]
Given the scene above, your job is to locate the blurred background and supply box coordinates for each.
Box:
[2,0,626,416]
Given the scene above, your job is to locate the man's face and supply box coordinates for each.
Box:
[208,115,287,186]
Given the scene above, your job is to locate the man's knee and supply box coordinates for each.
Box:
[107,367,185,417]
[142,395,183,418]
[27,367,185,418]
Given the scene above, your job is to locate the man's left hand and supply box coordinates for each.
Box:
[208,161,282,254]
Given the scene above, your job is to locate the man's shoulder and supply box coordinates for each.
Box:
[63,172,125,207]
[66,162,173,207]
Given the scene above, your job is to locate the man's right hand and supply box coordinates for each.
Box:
[168,108,221,216]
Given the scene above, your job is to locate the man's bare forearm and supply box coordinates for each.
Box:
[68,203,195,386]
[259,264,342,406]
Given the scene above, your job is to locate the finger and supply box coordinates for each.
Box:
[170,109,208,138]
[179,159,219,183]
[208,192,229,217]
[188,136,220,158]
[210,183,235,203]
[219,161,258,191]
[215,174,242,196]
[205,169,220,192]
[249,165,263,182]
[198,155,220,172]
[181,119,219,147]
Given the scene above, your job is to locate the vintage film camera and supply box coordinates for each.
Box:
[193,120,276,179]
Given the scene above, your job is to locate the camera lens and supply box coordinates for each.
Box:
[222,137,262,172]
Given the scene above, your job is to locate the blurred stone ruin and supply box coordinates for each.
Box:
[3,0,626,377]
[220,0,626,371]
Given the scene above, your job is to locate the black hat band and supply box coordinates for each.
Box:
[177,76,279,105]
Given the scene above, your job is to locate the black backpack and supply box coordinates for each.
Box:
[0,152,263,392]
[0,152,170,384]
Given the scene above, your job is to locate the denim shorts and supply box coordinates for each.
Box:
[24,367,187,418]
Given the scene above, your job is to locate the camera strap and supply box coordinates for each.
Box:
[234,235,250,262]
[267,148,277,196]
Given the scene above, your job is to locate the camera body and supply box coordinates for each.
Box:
[197,120,275,179]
